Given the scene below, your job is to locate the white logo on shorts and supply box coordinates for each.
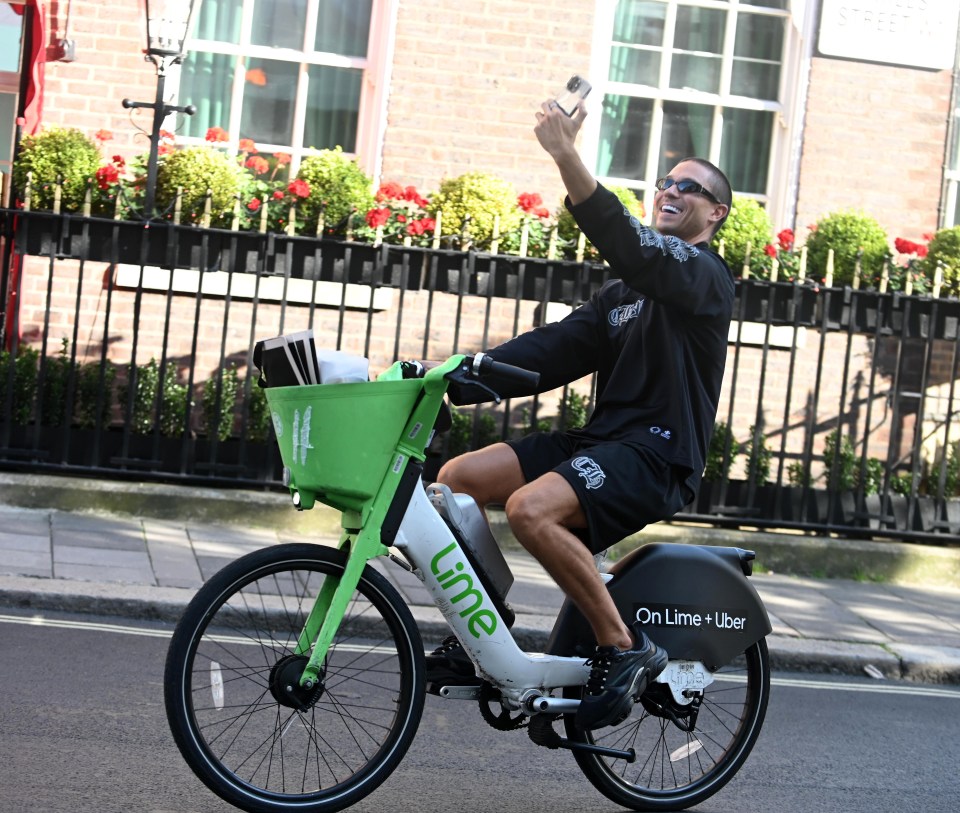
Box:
[572,456,606,490]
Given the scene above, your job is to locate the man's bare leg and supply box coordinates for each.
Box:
[504,472,633,650]
[437,442,527,515]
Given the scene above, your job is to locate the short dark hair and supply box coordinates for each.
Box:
[678,156,732,238]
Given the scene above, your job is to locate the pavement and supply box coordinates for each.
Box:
[0,472,959,685]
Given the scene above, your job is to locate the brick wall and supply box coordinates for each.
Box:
[36,1,158,160]
[794,57,952,244]
[382,0,595,208]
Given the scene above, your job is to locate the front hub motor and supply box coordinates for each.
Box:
[269,654,325,712]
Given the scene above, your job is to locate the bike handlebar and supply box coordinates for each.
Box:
[469,352,541,390]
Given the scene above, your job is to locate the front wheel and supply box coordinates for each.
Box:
[564,639,770,811]
[164,543,425,813]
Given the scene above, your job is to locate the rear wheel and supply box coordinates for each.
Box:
[564,639,770,811]
[165,543,425,813]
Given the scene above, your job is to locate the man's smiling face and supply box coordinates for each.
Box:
[652,160,726,245]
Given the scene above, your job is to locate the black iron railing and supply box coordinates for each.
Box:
[1,208,958,542]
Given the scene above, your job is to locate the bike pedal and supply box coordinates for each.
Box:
[427,682,482,700]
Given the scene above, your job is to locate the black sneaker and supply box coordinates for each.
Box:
[575,630,668,730]
[425,635,477,685]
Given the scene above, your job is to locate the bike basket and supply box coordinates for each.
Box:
[265,379,423,503]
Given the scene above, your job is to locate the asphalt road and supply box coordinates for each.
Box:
[1,609,959,813]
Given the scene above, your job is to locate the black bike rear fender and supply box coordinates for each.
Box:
[545,543,772,669]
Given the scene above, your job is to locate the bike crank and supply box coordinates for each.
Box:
[528,714,636,762]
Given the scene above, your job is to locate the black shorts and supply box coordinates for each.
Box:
[504,432,689,555]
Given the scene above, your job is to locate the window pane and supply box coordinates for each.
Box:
[609,46,660,84]
[671,54,722,93]
[952,183,960,226]
[741,0,787,8]
[0,5,21,72]
[612,0,666,47]
[597,95,654,179]
[950,115,960,171]
[304,65,362,151]
[670,7,725,92]
[0,92,15,162]
[241,58,299,145]
[315,0,372,57]
[192,0,242,44]
[180,52,235,139]
[252,0,307,49]
[719,107,773,193]
[732,13,783,99]
[659,101,713,174]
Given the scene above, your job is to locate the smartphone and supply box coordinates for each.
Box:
[554,75,592,116]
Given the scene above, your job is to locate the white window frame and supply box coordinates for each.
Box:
[178,0,398,180]
[581,0,812,230]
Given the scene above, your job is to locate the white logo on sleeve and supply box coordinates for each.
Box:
[572,456,606,489]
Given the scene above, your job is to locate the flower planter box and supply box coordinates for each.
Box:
[16,214,223,271]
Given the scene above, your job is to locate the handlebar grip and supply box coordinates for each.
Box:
[474,353,541,389]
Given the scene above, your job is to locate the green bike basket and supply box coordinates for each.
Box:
[265,379,424,506]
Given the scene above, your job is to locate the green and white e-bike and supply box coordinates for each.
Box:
[164,353,772,813]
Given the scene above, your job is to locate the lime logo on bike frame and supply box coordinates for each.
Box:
[430,542,497,638]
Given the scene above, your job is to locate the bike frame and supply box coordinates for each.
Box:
[269,355,589,701]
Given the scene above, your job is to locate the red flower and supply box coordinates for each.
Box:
[272,190,285,200]
[205,126,229,143]
[518,192,543,213]
[245,156,270,175]
[366,207,390,228]
[158,143,175,156]
[403,186,429,207]
[916,245,928,258]
[894,237,922,255]
[247,198,262,212]
[274,152,292,167]
[377,181,405,201]
[159,129,175,142]
[777,228,794,251]
[95,164,119,190]
[94,129,113,143]
[238,138,257,154]
[111,155,126,169]
[763,244,777,258]
[406,218,436,236]
[287,179,311,198]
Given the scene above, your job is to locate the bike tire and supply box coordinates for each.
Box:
[564,638,770,812]
[164,543,425,813]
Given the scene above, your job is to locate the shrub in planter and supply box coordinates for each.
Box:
[295,147,377,236]
[823,430,857,491]
[40,338,71,427]
[704,421,739,482]
[245,385,273,443]
[119,358,190,437]
[787,460,811,487]
[446,405,500,457]
[156,146,244,226]
[556,185,644,261]
[711,197,773,279]
[12,127,101,212]
[76,360,117,430]
[0,344,39,425]
[919,226,960,296]
[201,365,240,441]
[428,171,522,249]
[805,211,888,287]
[743,426,772,485]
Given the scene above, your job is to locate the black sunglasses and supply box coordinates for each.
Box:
[655,177,720,204]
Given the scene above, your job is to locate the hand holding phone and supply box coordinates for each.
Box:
[554,75,592,116]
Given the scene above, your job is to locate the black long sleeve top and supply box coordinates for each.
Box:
[453,183,735,497]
